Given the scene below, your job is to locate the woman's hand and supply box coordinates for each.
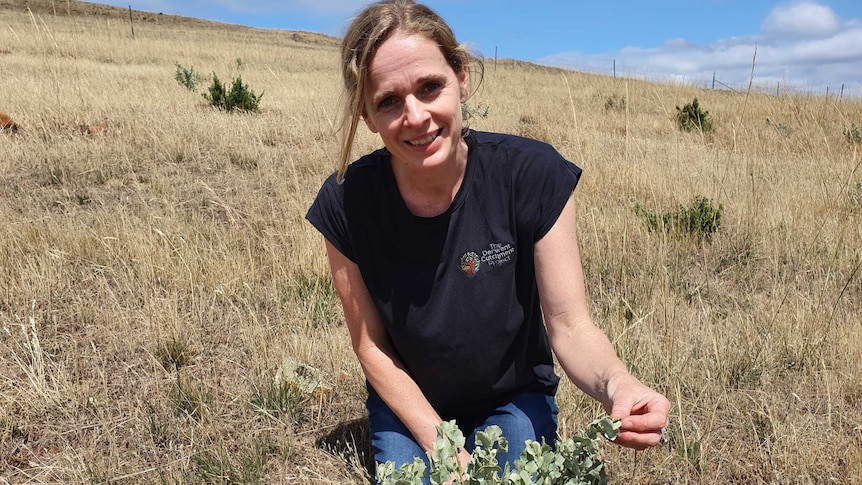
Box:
[605,372,671,449]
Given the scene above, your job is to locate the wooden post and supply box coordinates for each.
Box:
[613,59,616,79]
[840,83,845,100]
[128,5,135,40]
[712,71,716,90]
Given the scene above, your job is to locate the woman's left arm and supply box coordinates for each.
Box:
[534,193,671,450]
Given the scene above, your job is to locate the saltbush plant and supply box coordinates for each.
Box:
[765,117,793,138]
[462,102,490,122]
[604,94,626,111]
[203,74,263,112]
[675,98,712,133]
[377,416,621,485]
[844,123,861,145]
[174,62,203,91]
[635,196,723,241]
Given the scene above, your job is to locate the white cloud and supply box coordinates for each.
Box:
[762,2,841,39]
[540,2,862,94]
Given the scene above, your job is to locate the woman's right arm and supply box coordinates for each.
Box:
[325,239,458,458]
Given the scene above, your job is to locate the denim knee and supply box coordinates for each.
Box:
[465,392,558,468]
[366,390,431,484]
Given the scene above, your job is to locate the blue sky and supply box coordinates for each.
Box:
[94,0,862,94]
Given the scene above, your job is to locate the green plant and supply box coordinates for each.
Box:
[174,376,212,420]
[174,62,203,91]
[250,379,311,424]
[675,98,712,133]
[849,182,862,208]
[634,196,723,240]
[462,102,490,122]
[288,271,340,328]
[765,117,792,137]
[193,436,276,485]
[203,74,263,112]
[377,416,621,485]
[604,94,626,111]
[844,123,862,144]
[669,196,723,240]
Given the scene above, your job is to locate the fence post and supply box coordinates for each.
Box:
[712,71,716,90]
[613,59,616,79]
[128,5,135,40]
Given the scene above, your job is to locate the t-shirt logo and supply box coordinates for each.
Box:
[459,252,481,277]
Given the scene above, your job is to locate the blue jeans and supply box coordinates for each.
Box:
[367,390,559,484]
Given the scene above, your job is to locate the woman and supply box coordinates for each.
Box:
[306,0,671,480]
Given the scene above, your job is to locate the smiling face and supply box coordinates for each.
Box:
[362,33,469,174]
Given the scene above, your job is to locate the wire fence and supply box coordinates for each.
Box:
[540,58,861,100]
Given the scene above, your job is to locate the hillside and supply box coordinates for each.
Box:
[1,2,861,484]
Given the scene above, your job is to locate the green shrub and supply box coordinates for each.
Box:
[604,94,626,111]
[849,182,862,208]
[174,62,203,91]
[462,102,490,122]
[635,196,723,240]
[844,123,861,144]
[203,74,263,112]
[377,416,620,485]
[675,98,712,133]
[766,117,793,138]
[670,196,723,239]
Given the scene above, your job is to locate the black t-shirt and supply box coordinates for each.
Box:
[306,131,582,418]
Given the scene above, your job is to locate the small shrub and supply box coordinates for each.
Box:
[462,102,490,122]
[669,196,723,240]
[633,204,660,233]
[849,182,862,208]
[174,62,203,91]
[203,74,263,112]
[604,94,626,111]
[765,117,792,137]
[675,98,712,133]
[844,123,862,144]
[635,196,723,241]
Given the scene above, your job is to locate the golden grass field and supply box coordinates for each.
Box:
[1,1,861,483]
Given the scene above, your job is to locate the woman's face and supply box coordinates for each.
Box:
[362,33,468,172]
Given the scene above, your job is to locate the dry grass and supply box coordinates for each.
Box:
[1,2,861,484]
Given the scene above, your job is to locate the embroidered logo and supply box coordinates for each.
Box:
[459,252,481,277]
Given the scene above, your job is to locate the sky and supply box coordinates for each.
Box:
[93,0,862,95]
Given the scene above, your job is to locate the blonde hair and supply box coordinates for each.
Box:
[337,0,482,183]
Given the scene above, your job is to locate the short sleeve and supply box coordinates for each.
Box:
[512,140,582,241]
[305,172,355,262]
